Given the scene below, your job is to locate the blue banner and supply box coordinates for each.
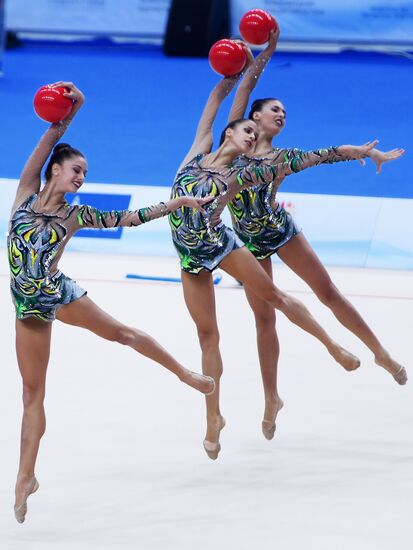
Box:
[6,0,171,37]
[5,0,413,47]
[232,1,413,46]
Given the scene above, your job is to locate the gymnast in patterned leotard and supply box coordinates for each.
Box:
[9,192,153,321]
[229,148,300,260]
[168,57,379,460]
[222,33,407,438]
[8,187,201,321]
[11,82,215,525]
[170,152,280,274]
[170,145,350,273]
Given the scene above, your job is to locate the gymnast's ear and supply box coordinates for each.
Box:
[225,127,234,140]
[52,163,61,177]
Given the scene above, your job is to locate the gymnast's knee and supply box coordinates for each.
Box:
[252,304,276,331]
[22,383,45,409]
[197,326,220,352]
[258,286,288,310]
[317,282,343,308]
[114,326,136,346]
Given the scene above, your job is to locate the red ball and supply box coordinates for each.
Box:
[33,85,73,123]
[208,39,247,77]
[239,9,278,45]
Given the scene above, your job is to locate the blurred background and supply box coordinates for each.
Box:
[0,0,412,268]
[0,6,412,548]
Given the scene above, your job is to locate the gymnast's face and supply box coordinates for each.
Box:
[226,120,258,154]
[52,156,88,193]
[253,100,286,137]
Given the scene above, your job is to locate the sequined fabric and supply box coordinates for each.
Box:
[169,154,279,274]
[232,199,300,260]
[229,147,343,259]
[8,193,170,321]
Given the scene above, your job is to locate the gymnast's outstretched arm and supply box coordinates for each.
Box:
[236,141,380,186]
[73,195,212,231]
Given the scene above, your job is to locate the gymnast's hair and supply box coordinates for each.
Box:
[219,119,249,146]
[248,98,280,120]
[44,142,85,182]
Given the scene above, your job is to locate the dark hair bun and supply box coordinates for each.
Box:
[53,142,72,153]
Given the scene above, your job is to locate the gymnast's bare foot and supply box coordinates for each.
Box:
[14,476,39,524]
[180,370,216,395]
[262,398,284,440]
[203,415,226,460]
[375,353,408,385]
[329,344,361,371]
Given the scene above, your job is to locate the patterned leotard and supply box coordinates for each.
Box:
[229,147,347,260]
[169,154,284,274]
[8,194,169,321]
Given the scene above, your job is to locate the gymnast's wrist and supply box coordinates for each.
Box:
[159,200,171,215]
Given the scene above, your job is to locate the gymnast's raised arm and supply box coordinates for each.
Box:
[176,46,254,173]
[228,29,279,123]
[12,82,85,212]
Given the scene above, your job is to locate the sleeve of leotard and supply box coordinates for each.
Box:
[236,147,352,187]
[74,201,170,230]
[279,147,352,175]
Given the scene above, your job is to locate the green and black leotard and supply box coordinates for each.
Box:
[8,194,170,321]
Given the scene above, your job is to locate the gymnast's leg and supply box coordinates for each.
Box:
[242,257,284,439]
[219,247,360,371]
[14,318,50,523]
[181,270,226,459]
[277,233,407,385]
[56,296,215,395]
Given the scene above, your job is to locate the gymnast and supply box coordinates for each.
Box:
[168,57,378,459]
[225,30,407,439]
[10,82,215,523]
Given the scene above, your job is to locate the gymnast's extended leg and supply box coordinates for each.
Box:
[277,233,407,385]
[220,247,360,371]
[56,295,215,394]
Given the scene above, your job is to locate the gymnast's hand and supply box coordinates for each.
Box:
[232,39,254,70]
[170,195,214,215]
[337,140,379,160]
[361,146,405,174]
[49,81,85,105]
[266,27,281,52]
